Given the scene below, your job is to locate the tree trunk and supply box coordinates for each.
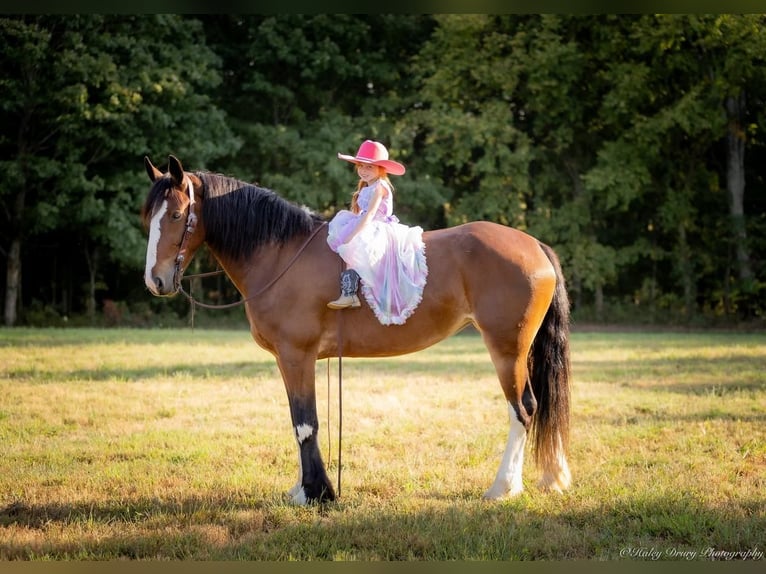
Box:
[84,244,99,323]
[572,274,583,314]
[594,283,604,322]
[4,184,26,327]
[725,92,753,285]
[678,224,696,321]
[4,238,21,327]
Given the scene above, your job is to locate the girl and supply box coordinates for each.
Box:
[327,140,428,326]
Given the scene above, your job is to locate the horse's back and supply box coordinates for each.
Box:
[422,221,557,337]
[424,221,554,280]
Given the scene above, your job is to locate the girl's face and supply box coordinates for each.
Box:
[356,163,381,184]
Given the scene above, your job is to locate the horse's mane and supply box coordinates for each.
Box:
[199,172,324,261]
[141,171,325,262]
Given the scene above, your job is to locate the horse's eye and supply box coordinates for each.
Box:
[172,211,183,221]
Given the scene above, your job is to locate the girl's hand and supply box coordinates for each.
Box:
[343,181,386,244]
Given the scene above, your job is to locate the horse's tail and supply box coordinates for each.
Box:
[529,242,571,470]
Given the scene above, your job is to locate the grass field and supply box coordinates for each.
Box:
[0,327,764,561]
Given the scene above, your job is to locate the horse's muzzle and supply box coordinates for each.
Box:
[145,267,178,297]
[151,276,176,297]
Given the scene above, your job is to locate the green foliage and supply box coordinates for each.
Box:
[1,15,239,324]
[2,15,766,325]
[408,16,531,227]
[204,15,434,219]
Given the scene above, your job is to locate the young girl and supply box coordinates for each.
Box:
[327,140,428,326]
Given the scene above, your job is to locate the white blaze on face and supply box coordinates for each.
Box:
[144,200,168,295]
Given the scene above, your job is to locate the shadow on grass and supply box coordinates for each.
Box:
[0,489,763,560]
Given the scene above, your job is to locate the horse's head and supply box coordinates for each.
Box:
[142,155,204,297]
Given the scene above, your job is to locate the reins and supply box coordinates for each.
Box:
[335,262,345,498]
[175,220,329,311]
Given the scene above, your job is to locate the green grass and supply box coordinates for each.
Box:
[0,327,764,560]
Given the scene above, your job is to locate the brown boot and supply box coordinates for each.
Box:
[327,293,361,309]
[327,269,361,309]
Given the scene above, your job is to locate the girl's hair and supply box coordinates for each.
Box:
[350,166,394,213]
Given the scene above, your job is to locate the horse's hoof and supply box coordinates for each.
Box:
[483,482,524,500]
[289,486,309,505]
[289,483,336,505]
[538,465,572,492]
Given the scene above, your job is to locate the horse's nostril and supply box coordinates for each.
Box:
[154,276,164,291]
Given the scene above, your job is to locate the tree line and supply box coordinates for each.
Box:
[1,14,764,328]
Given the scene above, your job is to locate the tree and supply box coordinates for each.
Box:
[407,15,644,317]
[587,15,766,319]
[202,15,440,225]
[3,15,765,326]
[0,15,239,325]
[409,15,766,322]
[407,15,532,229]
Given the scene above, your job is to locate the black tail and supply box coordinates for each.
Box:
[529,242,571,469]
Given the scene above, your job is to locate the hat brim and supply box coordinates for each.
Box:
[337,153,406,176]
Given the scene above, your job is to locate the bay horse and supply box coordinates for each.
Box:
[142,155,572,504]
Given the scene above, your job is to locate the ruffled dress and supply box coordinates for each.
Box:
[327,180,428,325]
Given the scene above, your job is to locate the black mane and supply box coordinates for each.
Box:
[198,172,324,261]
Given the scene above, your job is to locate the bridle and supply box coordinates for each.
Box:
[172,178,199,294]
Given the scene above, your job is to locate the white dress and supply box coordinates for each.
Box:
[327,180,428,325]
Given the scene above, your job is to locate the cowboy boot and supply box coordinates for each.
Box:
[327,269,361,309]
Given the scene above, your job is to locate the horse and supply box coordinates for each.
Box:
[141,154,572,504]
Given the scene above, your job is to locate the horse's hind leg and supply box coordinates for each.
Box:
[483,349,535,499]
[484,399,528,499]
[538,433,571,493]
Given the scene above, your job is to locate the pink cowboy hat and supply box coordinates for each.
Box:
[337,140,406,176]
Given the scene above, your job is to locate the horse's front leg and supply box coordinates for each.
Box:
[277,352,335,504]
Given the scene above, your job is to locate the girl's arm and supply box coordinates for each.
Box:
[342,182,387,245]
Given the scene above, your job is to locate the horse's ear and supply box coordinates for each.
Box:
[144,156,163,182]
[168,155,185,186]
